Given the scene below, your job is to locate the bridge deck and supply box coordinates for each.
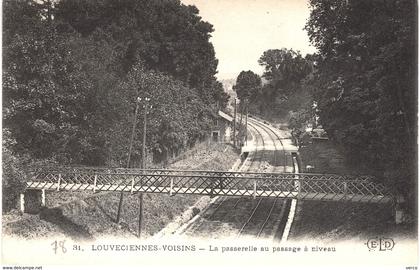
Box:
[25,168,393,203]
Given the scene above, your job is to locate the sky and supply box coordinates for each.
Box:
[180,0,317,80]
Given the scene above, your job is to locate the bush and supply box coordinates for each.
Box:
[2,145,26,213]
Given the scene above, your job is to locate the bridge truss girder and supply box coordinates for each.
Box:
[25,168,393,203]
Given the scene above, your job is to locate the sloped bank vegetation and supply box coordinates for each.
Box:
[3,142,239,239]
[3,0,229,212]
[290,140,416,241]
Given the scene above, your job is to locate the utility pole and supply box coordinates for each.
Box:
[245,100,248,146]
[138,97,150,238]
[116,96,141,224]
[239,101,243,146]
[141,98,150,169]
[233,98,237,147]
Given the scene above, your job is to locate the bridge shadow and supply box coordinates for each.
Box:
[39,207,93,241]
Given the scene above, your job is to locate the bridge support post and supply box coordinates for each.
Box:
[20,193,24,213]
[343,182,348,200]
[20,189,43,214]
[292,156,301,200]
[169,178,174,196]
[253,180,257,199]
[93,174,98,193]
[41,189,46,207]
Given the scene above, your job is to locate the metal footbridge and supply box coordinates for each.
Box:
[25,167,393,203]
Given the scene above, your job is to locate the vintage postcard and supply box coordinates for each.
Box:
[1,0,418,269]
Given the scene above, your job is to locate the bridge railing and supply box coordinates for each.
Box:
[25,168,393,203]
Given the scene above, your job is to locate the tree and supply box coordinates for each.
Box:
[54,0,225,107]
[305,0,417,210]
[3,0,221,168]
[112,63,214,165]
[233,71,261,101]
[241,49,313,119]
[259,49,312,97]
[3,8,93,162]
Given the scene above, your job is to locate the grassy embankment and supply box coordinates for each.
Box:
[2,142,240,240]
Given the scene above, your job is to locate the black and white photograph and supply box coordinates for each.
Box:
[1,0,418,269]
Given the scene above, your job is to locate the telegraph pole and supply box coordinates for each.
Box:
[233,98,237,147]
[138,97,150,238]
[116,97,141,224]
[239,101,243,146]
[245,100,248,145]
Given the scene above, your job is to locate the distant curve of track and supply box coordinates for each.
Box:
[182,117,296,240]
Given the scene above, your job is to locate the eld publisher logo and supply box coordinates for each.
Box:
[365,237,395,251]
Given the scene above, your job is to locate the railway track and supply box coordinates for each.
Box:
[236,118,292,239]
[183,123,266,234]
[182,117,296,240]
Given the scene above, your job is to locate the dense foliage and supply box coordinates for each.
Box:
[3,0,230,210]
[233,70,262,113]
[234,71,262,101]
[3,0,227,169]
[54,0,226,100]
[115,64,213,166]
[233,0,416,213]
[234,49,313,120]
[305,0,417,207]
[2,130,26,212]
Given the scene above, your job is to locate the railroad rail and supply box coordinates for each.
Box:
[181,123,266,234]
[26,168,393,203]
[236,118,289,238]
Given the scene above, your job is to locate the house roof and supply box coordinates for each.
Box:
[218,110,233,122]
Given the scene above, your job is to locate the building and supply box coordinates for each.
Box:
[211,110,233,143]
